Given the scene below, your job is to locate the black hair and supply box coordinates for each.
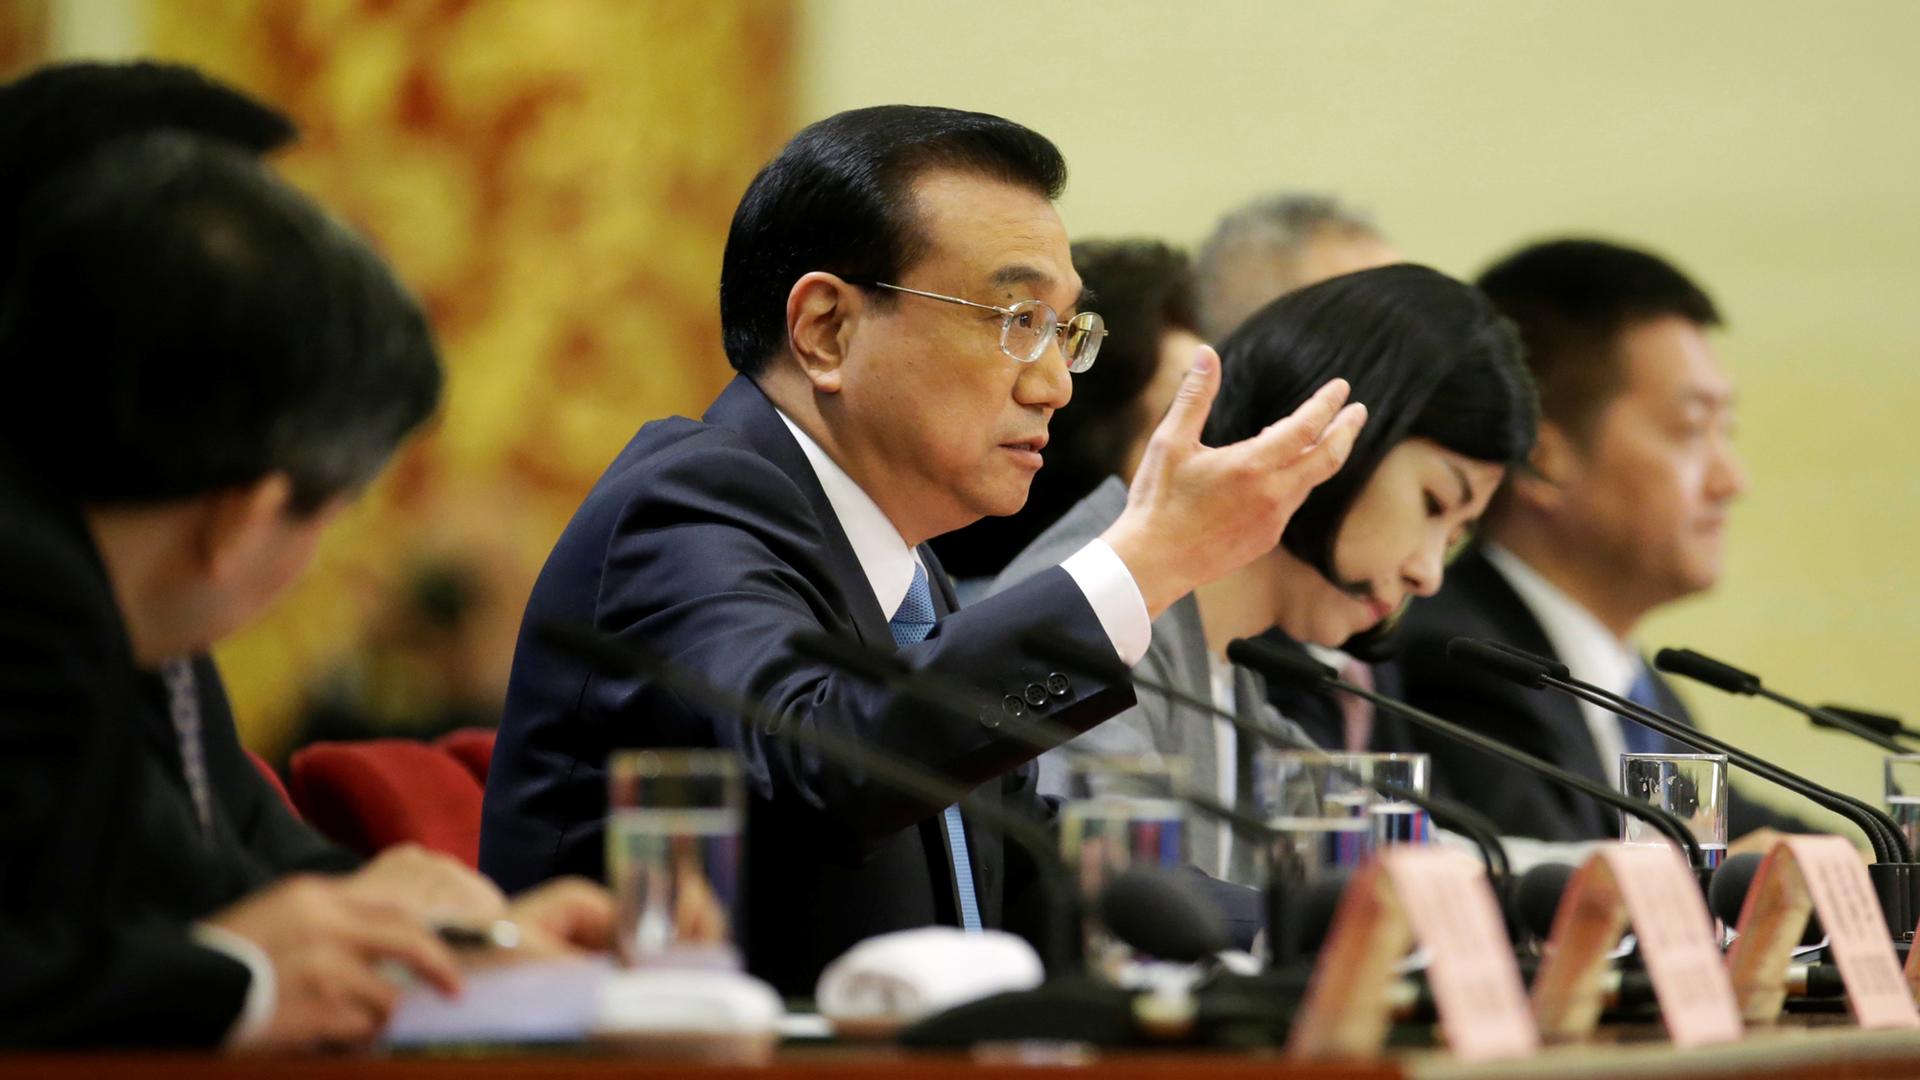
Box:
[0,61,296,292]
[1475,238,1720,443]
[928,238,1198,579]
[1203,264,1537,583]
[718,104,1067,376]
[0,132,441,513]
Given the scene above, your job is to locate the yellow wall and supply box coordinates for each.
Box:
[800,0,1920,825]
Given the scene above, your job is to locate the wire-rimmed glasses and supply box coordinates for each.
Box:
[852,280,1106,373]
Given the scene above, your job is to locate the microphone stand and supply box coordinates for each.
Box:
[1227,636,1707,872]
[1655,646,1908,753]
[1455,637,1920,938]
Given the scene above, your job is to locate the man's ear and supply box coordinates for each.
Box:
[1506,421,1581,514]
[194,473,296,585]
[785,271,863,394]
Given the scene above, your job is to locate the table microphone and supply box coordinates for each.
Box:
[1816,705,1920,745]
[1449,637,1920,937]
[1021,634,1509,872]
[1654,647,1906,753]
[1449,637,1906,863]
[1226,636,1707,872]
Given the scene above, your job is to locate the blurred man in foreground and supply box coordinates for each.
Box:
[0,82,609,1048]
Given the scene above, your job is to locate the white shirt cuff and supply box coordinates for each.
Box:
[1060,538,1152,667]
[193,923,276,1049]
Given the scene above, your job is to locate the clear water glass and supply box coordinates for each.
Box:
[1057,756,1187,979]
[1620,752,1728,870]
[606,748,744,968]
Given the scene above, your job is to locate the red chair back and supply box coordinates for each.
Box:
[435,727,498,785]
[246,749,300,821]
[288,740,484,867]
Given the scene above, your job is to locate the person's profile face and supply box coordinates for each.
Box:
[1556,316,1746,604]
[831,168,1081,542]
[193,490,348,650]
[1268,438,1503,646]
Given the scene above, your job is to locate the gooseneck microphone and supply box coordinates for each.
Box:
[1816,705,1920,745]
[1019,634,1512,880]
[1228,635,1707,870]
[531,620,1093,974]
[1654,647,1907,754]
[1449,637,1907,864]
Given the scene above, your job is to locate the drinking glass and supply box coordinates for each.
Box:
[1620,752,1728,870]
[1883,754,1920,860]
[1056,756,1187,978]
[606,749,744,968]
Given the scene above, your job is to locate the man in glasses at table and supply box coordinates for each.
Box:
[482,105,1367,994]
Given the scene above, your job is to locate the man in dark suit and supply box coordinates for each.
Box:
[1398,239,1809,845]
[482,105,1368,993]
[0,85,608,1048]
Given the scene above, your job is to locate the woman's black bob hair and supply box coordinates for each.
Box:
[1203,263,1538,584]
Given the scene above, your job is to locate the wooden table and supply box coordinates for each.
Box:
[8,1023,1920,1080]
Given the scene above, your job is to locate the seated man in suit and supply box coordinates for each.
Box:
[1397,238,1810,845]
[0,119,607,1048]
[482,105,1368,994]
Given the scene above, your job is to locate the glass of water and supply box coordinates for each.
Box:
[1057,756,1187,979]
[1256,750,1433,853]
[1620,752,1728,869]
[1884,755,1920,859]
[607,749,744,968]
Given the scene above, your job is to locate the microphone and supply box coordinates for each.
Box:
[1509,861,1579,943]
[1021,634,1512,883]
[1450,637,1920,938]
[1023,633,1516,965]
[1655,647,1907,754]
[1817,705,1920,745]
[1449,637,1906,864]
[1099,866,1232,965]
[530,621,1088,975]
[1706,852,1825,947]
[1227,635,1708,871]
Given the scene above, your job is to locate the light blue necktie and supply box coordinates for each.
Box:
[889,563,983,933]
[1620,663,1681,755]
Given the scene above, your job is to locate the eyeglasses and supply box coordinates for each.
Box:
[851,280,1106,373]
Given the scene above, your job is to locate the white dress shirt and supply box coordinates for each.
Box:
[1482,544,1643,791]
[775,411,1150,663]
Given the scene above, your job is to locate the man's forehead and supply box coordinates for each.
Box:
[1619,317,1736,406]
[908,170,1073,291]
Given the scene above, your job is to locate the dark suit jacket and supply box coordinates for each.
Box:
[1396,547,1811,841]
[0,453,360,1048]
[0,463,250,1045]
[481,376,1137,995]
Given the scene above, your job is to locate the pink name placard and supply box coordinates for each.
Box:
[1533,844,1742,1048]
[1768,835,1918,1029]
[1289,846,1536,1062]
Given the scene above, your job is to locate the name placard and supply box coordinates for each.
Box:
[1531,844,1742,1048]
[1288,846,1536,1062]
[1731,835,1918,1029]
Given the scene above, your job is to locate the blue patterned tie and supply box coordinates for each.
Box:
[1620,663,1680,755]
[888,563,983,933]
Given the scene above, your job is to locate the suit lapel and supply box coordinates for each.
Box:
[1455,551,1615,835]
[703,376,895,648]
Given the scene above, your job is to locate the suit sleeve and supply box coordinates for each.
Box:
[589,444,1136,839]
[0,534,253,1047]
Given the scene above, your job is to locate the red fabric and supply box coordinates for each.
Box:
[434,727,497,785]
[246,749,300,821]
[288,740,484,867]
